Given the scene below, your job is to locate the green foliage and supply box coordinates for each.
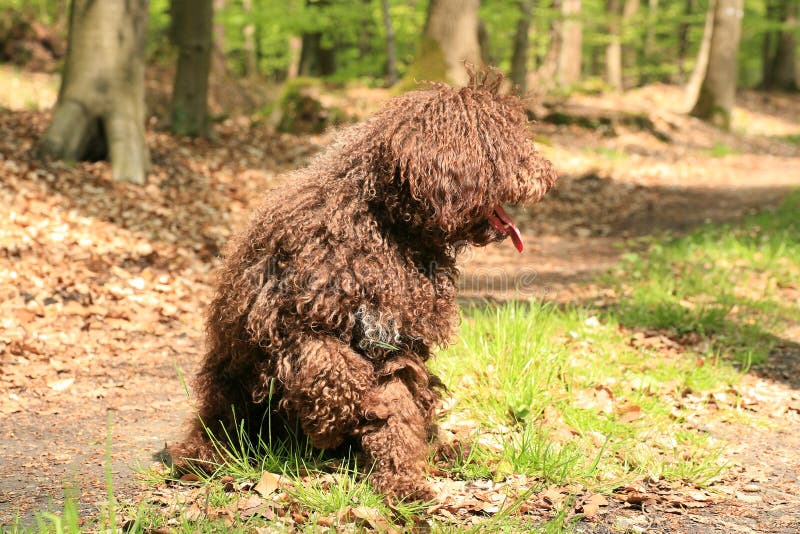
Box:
[1,0,792,90]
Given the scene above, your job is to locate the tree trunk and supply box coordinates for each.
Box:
[641,0,658,83]
[411,0,482,86]
[621,0,639,88]
[242,0,258,77]
[511,0,534,93]
[298,0,335,77]
[687,0,744,129]
[538,0,562,87]
[212,0,227,75]
[299,33,336,76]
[381,0,398,86]
[41,0,150,184]
[606,0,623,90]
[676,0,693,83]
[767,0,799,91]
[287,35,302,80]
[557,0,582,86]
[169,0,213,137]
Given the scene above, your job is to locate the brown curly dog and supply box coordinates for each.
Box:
[170,71,557,500]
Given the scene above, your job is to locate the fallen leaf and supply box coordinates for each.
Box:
[47,377,74,392]
[253,471,282,497]
[236,494,273,519]
[617,404,642,423]
[179,473,200,483]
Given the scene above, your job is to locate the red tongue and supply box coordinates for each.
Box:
[487,205,524,253]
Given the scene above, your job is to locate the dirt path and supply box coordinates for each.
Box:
[1,86,800,528]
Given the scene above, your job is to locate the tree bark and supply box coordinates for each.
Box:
[242,0,258,77]
[287,35,302,80]
[299,32,336,76]
[411,0,482,86]
[687,0,744,129]
[676,0,693,83]
[762,0,778,88]
[557,0,582,86]
[766,0,799,91]
[298,1,335,77]
[511,0,534,93]
[537,0,562,86]
[212,0,227,75]
[170,0,213,137]
[41,0,150,184]
[381,0,397,86]
[606,0,623,90]
[641,0,658,83]
[621,0,639,88]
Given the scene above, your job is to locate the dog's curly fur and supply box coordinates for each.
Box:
[171,71,557,500]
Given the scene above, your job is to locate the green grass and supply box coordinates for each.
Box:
[707,142,737,157]
[584,146,627,160]
[779,133,800,145]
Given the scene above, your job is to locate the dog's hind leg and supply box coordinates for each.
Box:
[281,337,375,450]
[359,378,434,501]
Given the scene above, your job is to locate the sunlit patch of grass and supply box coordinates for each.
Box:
[584,146,627,160]
[432,302,731,494]
[432,191,799,505]
[779,133,800,145]
[607,191,800,365]
[707,142,737,157]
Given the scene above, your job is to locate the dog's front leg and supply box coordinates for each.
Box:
[282,337,375,449]
[359,378,434,501]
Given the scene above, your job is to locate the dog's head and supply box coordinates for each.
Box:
[355,70,557,252]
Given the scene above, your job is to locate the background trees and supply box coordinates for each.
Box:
[169,0,213,137]
[40,0,150,184]
[2,0,795,183]
[686,0,744,129]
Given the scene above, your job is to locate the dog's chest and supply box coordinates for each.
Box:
[354,265,455,357]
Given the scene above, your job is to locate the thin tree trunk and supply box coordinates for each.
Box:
[41,0,150,184]
[410,0,482,86]
[676,0,693,83]
[381,0,397,86]
[511,0,534,93]
[641,0,658,83]
[621,0,639,87]
[170,0,213,137]
[242,0,257,77]
[557,0,582,86]
[685,0,715,109]
[768,0,799,90]
[762,0,778,88]
[298,0,335,77]
[538,0,562,86]
[299,32,336,76]
[212,0,229,77]
[606,0,623,90]
[687,0,744,129]
[287,35,302,79]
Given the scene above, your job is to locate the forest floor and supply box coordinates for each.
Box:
[1,65,800,532]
